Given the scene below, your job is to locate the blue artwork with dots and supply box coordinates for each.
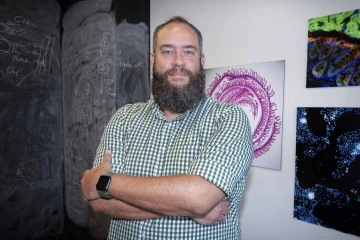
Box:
[295,107,360,237]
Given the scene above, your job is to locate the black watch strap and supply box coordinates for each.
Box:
[97,172,114,199]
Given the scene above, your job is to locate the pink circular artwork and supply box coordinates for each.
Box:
[207,68,281,158]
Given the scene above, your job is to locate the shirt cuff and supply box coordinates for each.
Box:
[187,157,236,197]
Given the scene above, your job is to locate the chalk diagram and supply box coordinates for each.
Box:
[71,64,113,133]
[61,1,118,230]
[100,32,112,56]
[34,36,55,74]
[98,31,115,99]
[70,19,115,135]
[0,34,11,54]
[81,21,93,60]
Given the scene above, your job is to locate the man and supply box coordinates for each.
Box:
[81,16,254,239]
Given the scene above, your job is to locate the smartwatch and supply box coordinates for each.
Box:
[96,172,114,199]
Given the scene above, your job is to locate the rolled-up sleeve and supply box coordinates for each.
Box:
[187,105,254,197]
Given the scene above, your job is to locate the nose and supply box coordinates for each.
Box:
[172,52,185,67]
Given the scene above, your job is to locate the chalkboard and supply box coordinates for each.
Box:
[115,0,150,26]
[115,21,150,109]
[62,0,115,238]
[0,0,63,239]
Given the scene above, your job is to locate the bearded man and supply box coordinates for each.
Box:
[81,16,254,240]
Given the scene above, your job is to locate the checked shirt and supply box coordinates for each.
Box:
[93,95,254,240]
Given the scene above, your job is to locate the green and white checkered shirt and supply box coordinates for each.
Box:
[94,95,254,240]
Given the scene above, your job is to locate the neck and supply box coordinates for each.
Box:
[162,108,182,122]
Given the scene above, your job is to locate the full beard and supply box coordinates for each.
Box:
[151,64,206,113]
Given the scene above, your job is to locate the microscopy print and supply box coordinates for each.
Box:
[205,60,285,170]
[295,107,360,237]
[307,9,360,88]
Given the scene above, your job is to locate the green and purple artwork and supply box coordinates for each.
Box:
[307,9,360,88]
[295,107,360,236]
[205,60,284,170]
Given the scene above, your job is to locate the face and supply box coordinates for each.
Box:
[151,22,206,113]
[150,22,205,87]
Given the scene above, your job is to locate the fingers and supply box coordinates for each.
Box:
[80,170,87,201]
[217,214,226,222]
[102,150,112,163]
[80,172,93,201]
[222,199,230,207]
[101,150,112,170]
[212,215,226,225]
[211,217,225,225]
[80,150,112,202]
[224,207,230,215]
[221,200,230,214]
[215,199,230,224]
[223,204,230,215]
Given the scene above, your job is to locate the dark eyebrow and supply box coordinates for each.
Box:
[183,45,197,50]
[159,44,175,49]
[159,44,198,51]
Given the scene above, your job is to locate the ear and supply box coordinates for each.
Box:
[150,52,155,67]
[200,54,205,68]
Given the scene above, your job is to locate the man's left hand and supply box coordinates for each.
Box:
[80,150,112,201]
[192,199,230,225]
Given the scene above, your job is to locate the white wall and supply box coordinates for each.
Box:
[151,0,360,239]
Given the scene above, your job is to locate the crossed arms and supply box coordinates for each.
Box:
[80,105,253,225]
[81,150,229,225]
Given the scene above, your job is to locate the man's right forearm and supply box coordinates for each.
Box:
[89,193,230,225]
[89,197,164,220]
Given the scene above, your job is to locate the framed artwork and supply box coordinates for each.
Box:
[307,9,360,88]
[205,60,285,170]
[295,107,360,237]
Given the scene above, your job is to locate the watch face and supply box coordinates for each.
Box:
[96,175,111,191]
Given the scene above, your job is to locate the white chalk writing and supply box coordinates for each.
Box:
[14,16,37,27]
[134,61,142,68]
[118,58,143,69]
[118,58,132,68]
[12,55,31,64]
[7,66,21,76]
[0,20,26,36]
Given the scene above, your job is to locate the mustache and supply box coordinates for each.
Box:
[165,67,192,76]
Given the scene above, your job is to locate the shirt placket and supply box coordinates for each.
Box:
[139,120,176,239]
[155,120,172,176]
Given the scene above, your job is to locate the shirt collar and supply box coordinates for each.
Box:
[151,95,207,122]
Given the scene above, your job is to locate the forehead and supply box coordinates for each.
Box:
[156,22,199,48]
